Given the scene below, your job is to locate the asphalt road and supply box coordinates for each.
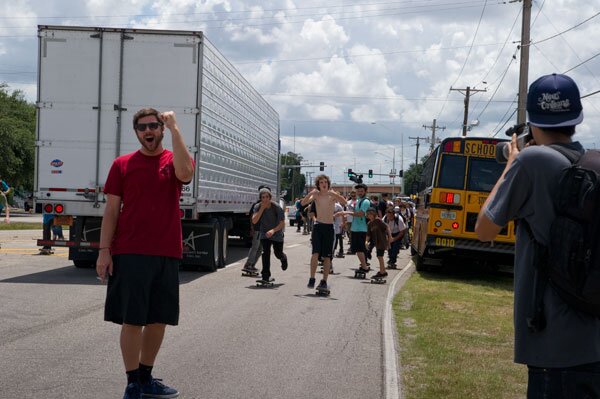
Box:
[0,227,411,399]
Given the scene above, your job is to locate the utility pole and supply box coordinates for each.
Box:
[516,0,532,124]
[409,136,428,165]
[450,86,487,136]
[422,118,446,152]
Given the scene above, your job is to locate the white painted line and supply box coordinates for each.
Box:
[285,244,301,249]
[384,260,413,399]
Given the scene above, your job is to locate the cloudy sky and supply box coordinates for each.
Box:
[2,0,600,184]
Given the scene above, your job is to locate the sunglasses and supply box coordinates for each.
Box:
[135,122,162,132]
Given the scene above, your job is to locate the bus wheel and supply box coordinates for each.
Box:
[414,253,429,272]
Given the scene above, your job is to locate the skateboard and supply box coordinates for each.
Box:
[242,269,259,277]
[256,278,275,288]
[315,285,330,296]
[39,249,54,255]
[352,268,369,279]
[371,275,387,284]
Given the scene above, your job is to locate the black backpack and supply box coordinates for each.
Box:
[526,146,600,332]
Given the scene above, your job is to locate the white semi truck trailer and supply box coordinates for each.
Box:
[34,25,280,271]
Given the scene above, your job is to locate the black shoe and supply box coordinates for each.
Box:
[335,253,345,258]
[374,271,388,278]
[307,277,316,288]
[317,279,328,290]
[281,257,288,271]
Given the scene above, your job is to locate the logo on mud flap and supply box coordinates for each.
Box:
[51,159,64,167]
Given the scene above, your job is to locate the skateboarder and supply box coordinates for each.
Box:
[251,187,287,283]
[301,175,347,292]
[366,207,392,280]
[242,185,270,275]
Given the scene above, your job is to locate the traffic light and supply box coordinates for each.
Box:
[319,161,324,171]
[347,168,353,177]
[399,170,403,178]
[368,169,373,178]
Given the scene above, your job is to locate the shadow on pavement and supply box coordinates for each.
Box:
[0,265,210,285]
[246,283,285,290]
[293,293,339,301]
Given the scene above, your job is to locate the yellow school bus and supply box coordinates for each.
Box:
[411,136,515,270]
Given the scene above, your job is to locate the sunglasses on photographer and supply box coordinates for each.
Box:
[135,122,162,132]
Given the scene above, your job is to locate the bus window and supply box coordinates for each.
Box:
[467,158,505,192]
[438,154,466,190]
[419,149,437,192]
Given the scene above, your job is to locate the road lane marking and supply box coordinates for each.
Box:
[384,260,414,399]
[285,244,301,248]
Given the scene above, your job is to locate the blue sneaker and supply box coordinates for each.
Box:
[123,382,142,399]
[140,378,179,398]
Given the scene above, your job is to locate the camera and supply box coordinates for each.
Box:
[495,123,532,163]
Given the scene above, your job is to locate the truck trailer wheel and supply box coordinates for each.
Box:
[204,219,220,272]
[217,217,232,269]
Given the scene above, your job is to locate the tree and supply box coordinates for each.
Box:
[280,152,306,202]
[402,156,428,195]
[0,84,36,193]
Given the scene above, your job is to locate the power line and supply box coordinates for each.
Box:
[531,10,600,45]
[468,5,520,118]
[475,48,518,121]
[235,42,506,65]
[1,1,497,29]
[491,96,517,137]
[436,0,490,121]
[562,50,600,74]
[0,0,489,21]
[263,92,516,102]
[0,2,506,38]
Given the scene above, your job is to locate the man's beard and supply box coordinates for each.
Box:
[138,132,164,153]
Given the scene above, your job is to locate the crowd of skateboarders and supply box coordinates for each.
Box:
[242,174,413,294]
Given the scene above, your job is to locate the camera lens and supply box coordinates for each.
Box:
[496,142,510,163]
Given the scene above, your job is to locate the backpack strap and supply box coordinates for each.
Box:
[548,144,582,164]
[521,218,549,333]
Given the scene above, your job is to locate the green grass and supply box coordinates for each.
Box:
[393,270,527,399]
[0,222,43,230]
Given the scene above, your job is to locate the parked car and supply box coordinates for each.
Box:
[11,190,34,212]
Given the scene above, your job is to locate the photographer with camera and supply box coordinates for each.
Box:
[476,74,600,398]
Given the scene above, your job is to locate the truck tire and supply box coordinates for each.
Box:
[204,219,220,272]
[217,217,232,269]
[73,260,95,268]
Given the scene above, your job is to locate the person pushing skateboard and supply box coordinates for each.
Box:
[251,187,288,284]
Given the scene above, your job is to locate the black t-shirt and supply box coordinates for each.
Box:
[378,199,387,216]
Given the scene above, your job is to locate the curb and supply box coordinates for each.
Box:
[384,259,416,399]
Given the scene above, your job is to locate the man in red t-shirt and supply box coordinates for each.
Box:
[96,108,194,399]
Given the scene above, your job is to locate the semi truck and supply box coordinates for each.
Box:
[34,25,280,271]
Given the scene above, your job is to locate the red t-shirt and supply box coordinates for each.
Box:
[104,150,189,259]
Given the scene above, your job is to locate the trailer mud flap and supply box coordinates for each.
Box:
[181,221,218,270]
[69,216,102,262]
